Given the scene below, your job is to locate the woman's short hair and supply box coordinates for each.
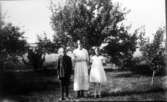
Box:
[76,40,84,45]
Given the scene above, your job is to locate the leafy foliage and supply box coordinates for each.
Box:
[103,26,138,67]
[50,0,138,67]
[140,27,165,66]
[130,27,166,78]
[37,34,58,53]
[0,23,28,70]
[0,23,27,55]
[50,0,129,49]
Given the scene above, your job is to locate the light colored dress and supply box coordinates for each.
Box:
[73,48,89,91]
[90,55,107,83]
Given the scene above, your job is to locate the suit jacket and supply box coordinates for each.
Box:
[57,55,72,79]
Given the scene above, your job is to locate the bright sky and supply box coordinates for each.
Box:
[1,0,165,43]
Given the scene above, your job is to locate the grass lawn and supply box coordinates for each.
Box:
[0,70,166,102]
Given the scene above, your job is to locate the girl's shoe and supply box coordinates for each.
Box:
[97,93,102,98]
[76,95,80,99]
[98,95,102,98]
[94,94,97,98]
[76,91,81,99]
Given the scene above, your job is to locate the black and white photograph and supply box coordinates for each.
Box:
[0,0,166,101]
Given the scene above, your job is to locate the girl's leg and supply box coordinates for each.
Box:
[98,83,102,97]
[81,90,84,97]
[76,91,80,98]
[94,83,97,98]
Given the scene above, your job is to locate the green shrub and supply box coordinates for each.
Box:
[43,62,57,70]
[23,48,45,71]
[129,56,165,76]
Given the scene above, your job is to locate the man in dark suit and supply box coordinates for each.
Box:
[57,47,73,101]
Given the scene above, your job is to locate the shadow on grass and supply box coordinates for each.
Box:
[128,64,167,77]
[111,72,138,78]
[105,68,166,78]
[102,86,167,97]
[105,68,129,72]
[0,70,60,97]
[105,69,139,78]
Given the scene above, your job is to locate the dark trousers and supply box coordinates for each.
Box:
[60,78,70,98]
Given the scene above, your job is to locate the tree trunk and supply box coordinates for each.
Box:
[151,71,155,85]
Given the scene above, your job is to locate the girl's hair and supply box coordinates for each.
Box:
[94,47,101,55]
[95,47,99,51]
[76,39,84,48]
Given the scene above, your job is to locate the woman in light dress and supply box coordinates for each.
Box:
[89,47,107,98]
[73,40,89,98]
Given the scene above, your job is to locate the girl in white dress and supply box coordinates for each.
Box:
[90,47,107,98]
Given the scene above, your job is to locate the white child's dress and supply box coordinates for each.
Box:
[90,55,107,83]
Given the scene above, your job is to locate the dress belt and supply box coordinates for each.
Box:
[75,60,87,62]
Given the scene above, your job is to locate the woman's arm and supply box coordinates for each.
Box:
[101,56,106,66]
[85,50,90,66]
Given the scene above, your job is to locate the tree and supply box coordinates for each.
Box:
[140,27,165,85]
[50,0,129,49]
[103,25,138,67]
[37,33,57,54]
[0,23,28,70]
[50,0,138,67]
